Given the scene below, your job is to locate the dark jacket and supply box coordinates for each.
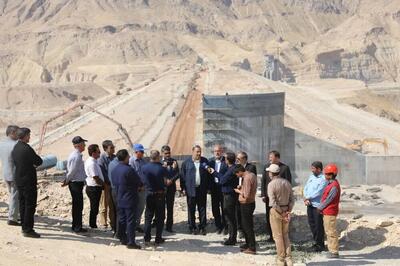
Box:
[212,164,238,194]
[208,156,228,190]
[181,157,210,197]
[11,141,43,187]
[98,153,116,184]
[162,157,180,191]
[112,163,142,208]
[245,162,257,176]
[261,161,292,198]
[141,162,168,196]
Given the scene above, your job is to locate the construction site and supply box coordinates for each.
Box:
[1,0,400,265]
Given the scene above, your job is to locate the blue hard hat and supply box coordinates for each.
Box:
[133,143,145,152]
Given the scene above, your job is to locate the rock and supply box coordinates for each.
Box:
[353,214,363,220]
[377,220,394,227]
[37,210,44,216]
[5,241,12,245]
[367,187,382,193]
[371,194,380,199]
[109,242,116,247]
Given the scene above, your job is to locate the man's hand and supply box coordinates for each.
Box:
[207,167,214,174]
[180,190,186,197]
[234,188,241,194]
[61,180,69,187]
[237,185,242,190]
[163,161,168,168]
[304,199,311,206]
[282,212,291,223]
[172,161,178,169]
[138,186,145,192]
[166,179,173,186]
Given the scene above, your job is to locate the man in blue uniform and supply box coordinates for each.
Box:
[112,149,142,249]
[142,150,168,245]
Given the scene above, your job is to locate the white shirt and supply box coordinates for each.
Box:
[194,160,201,187]
[215,159,221,173]
[85,157,104,187]
[0,137,17,181]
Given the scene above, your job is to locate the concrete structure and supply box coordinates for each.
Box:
[283,127,400,186]
[263,54,280,81]
[203,93,285,165]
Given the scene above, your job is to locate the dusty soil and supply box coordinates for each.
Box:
[0,179,399,266]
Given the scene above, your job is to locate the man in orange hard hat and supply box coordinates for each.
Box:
[318,163,341,259]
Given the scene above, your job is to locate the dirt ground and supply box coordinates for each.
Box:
[0,180,399,266]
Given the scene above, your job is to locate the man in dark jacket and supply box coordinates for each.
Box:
[236,151,257,238]
[11,128,43,238]
[210,152,238,245]
[142,150,168,245]
[181,145,210,235]
[261,150,292,242]
[161,145,179,233]
[112,149,142,249]
[208,144,228,234]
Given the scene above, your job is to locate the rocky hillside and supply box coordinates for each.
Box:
[0,0,399,110]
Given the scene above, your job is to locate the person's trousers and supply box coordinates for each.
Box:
[186,187,207,230]
[5,181,19,222]
[211,187,225,230]
[236,200,242,232]
[165,186,176,230]
[240,202,256,250]
[223,193,238,242]
[265,202,273,236]
[86,186,103,228]
[99,183,116,229]
[17,185,37,233]
[118,207,137,245]
[323,215,339,254]
[68,182,84,231]
[307,205,325,248]
[144,193,165,241]
[270,208,292,262]
[111,188,119,236]
[136,190,145,227]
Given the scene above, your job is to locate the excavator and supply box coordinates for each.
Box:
[37,101,134,155]
[346,138,389,155]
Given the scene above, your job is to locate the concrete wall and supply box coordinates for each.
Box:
[283,127,400,186]
[365,156,400,185]
[203,93,285,165]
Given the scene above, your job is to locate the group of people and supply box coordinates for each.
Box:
[0,125,342,265]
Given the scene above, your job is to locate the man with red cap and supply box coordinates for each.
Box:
[318,163,341,259]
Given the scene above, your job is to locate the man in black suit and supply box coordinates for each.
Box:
[208,144,228,234]
[236,151,257,238]
[11,128,43,238]
[181,145,210,235]
[261,150,292,242]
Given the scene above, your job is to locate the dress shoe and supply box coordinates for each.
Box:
[216,228,223,235]
[7,220,20,226]
[155,238,165,245]
[200,228,207,235]
[127,243,142,249]
[23,231,41,238]
[242,248,256,255]
[166,228,175,233]
[73,228,88,233]
[223,239,236,246]
[136,227,144,233]
[189,228,198,235]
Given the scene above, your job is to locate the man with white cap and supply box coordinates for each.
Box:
[129,143,148,232]
[267,163,294,266]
